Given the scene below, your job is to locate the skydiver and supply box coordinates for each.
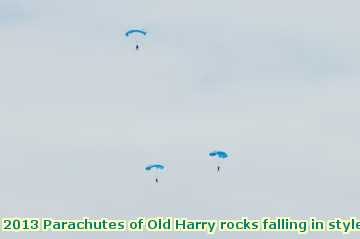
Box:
[217,166,220,173]
[136,44,139,50]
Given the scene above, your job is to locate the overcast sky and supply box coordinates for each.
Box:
[1,0,360,238]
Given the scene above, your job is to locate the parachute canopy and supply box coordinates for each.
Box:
[145,163,165,171]
[209,150,228,159]
[125,29,147,37]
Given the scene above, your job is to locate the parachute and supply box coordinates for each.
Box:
[125,29,147,50]
[125,29,147,37]
[209,150,228,159]
[145,163,165,171]
[145,163,165,183]
[209,150,229,173]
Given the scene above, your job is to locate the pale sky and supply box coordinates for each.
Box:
[1,0,360,238]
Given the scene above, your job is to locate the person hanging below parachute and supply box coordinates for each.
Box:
[145,163,165,183]
[209,150,229,173]
[125,29,147,50]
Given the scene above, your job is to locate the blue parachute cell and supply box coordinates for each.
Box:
[145,164,165,171]
[125,29,147,37]
[209,150,229,159]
